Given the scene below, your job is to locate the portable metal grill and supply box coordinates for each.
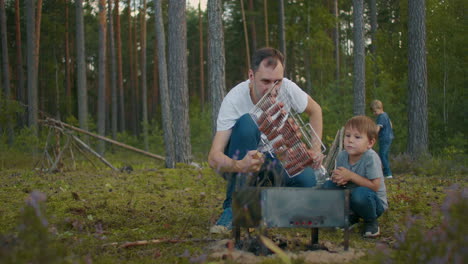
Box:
[249,82,326,177]
[232,187,351,250]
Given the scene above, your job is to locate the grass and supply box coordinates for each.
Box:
[0,149,466,263]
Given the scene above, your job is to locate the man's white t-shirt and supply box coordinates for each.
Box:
[216,78,309,131]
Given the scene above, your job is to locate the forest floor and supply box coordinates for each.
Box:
[0,150,466,263]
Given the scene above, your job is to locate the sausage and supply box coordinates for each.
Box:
[259,95,275,111]
[258,116,273,133]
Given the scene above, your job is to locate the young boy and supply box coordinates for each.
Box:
[323,116,388,237]
[370,100,394,179]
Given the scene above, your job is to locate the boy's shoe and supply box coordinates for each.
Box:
[363,219,380,238]
[385,175,393,179]
[210,207,233,234]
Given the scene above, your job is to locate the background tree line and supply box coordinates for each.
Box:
[0,0,466,165]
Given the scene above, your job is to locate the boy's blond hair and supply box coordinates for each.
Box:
[370,99,383,111]
[345,116,378,142]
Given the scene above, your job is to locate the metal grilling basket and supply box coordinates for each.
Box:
[249,82,326,177]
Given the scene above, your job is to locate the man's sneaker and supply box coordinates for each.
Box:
[337,214,359,231]
[348,214,360,230]
[363,219,380,238]
[210,207,233,234]
[385,175,393,179]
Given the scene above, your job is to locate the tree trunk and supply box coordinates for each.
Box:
[35,0,42,74]
[263,0,268,47]
[140,0,149,151]
[207,0,226,136]
[26,0,38,133]
[127,0,136,135]
[369,0,378,90]
[108,0,118,140]
[333,0,340,82]
[240,0,250,71]
[0,0,10,99]
[278,0,286,65]
[75,0,88,133]
[352,0,365,116]
[97,0,107,154]
[132,0,139,135]
[305,4,312,94]
[115,0,125,132]
[247,0,257,51]
[15,0,26,127]
[407,0,428,157]
[369,0,377,54]
[168,0,191,164]
[154,0,175,168]
[64,0,72,117]
[0,0,13,144]
[152,43,159,117]
[198,1,205,111]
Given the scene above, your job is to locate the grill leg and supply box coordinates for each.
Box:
[311,228,319,247]
[344,189,350,251]
[234,226,241,244]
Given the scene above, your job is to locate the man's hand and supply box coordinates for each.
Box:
[235,150,265,173]
[331,167,352,186]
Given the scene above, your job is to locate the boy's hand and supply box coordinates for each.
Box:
[332,167,352,186]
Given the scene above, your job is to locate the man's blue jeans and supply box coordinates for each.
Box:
[378,139,392,176]
[222,114,317,209]
[322,180,384,222]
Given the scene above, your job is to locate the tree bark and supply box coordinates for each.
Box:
[97,0,107,154]
[140,0,149,151]
[407,0,428,157]
[240,0,250,71]
[0,0,10,100]
[369,0,377,54]
[207,0,226,136]
[333,0,340,82]
[15,0,26,127]
[115,0,125,132]
[247,0,257,51]
[168,0,191,164]
[75,0,88,133]
[263,0,269,47]
[198,1,205,111]
[34,0,43,72]
[278,0,286,66]
[26,0,38,133]
[127,0,136,135]
[154,0,175,168]
[0,0,13,144]
[64,0,72,117]
[108,0,118,140]
[352,0,365,116]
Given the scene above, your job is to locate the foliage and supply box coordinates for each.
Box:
[0,95,24,128]
[365,185,468,263]
[0,191,77,263]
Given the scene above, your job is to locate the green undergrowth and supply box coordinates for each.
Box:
[0,152,467,263]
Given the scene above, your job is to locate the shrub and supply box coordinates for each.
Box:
[368,185,468,263]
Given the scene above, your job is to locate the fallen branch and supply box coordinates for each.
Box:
[102,238,217,249]
[40,118,165,161]
[72,135,119,171]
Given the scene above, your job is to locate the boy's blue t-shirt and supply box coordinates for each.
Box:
[376,112,394,142]
[336,149,388,210]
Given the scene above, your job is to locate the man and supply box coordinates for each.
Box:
[208,48,323,234]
